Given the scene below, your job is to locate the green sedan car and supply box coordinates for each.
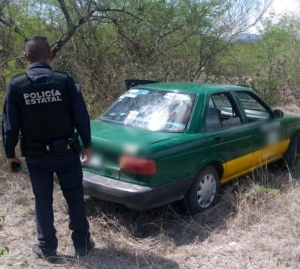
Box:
[82,81,300,213]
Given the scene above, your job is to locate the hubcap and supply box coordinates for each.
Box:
[196,174,216,208]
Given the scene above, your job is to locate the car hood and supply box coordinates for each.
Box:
[90,120,182,155]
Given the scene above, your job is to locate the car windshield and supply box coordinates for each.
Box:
[100,88,196,132]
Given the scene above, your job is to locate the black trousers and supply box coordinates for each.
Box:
[26,151,90,254]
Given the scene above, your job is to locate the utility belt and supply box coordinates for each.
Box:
[20,133,82,157]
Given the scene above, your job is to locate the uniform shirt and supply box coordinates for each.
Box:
[2,62,91,158]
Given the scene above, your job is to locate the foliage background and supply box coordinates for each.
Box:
[3,0,299,117]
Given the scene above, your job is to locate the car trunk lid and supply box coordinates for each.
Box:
[82,120,182,183]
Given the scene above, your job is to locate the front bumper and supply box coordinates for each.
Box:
[82,171,194,210]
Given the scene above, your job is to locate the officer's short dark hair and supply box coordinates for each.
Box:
[24,35,50,62]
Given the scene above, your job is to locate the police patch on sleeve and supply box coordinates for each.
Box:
[23,89,62,105]
[75,83,81,92]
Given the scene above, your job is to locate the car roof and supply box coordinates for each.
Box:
[135,82,251,94]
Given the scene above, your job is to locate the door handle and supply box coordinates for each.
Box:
[214,137,224,144]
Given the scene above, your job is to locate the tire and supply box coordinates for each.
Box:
[282,134,299,170]
[184,165,220,214]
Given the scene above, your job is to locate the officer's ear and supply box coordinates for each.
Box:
[24,52,30,63]
[48,51,53,63]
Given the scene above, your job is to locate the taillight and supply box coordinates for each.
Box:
[120,156,156,175]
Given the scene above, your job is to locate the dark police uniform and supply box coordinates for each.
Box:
[2,62,91,255]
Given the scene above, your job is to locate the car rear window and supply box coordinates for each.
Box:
[100,89,197,132]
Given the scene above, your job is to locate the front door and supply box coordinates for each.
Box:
[204,92,254,183]
[233,91,288,168]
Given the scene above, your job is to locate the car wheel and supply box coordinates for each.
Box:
[185,165,220,214]
[282,134,299,169]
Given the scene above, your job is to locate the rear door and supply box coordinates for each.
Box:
[203,92,254,183]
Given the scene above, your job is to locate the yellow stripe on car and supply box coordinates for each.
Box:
[220,139,290,184]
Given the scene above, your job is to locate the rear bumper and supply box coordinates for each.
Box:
[82,171,194,210]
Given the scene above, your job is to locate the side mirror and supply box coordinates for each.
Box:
[273,109,284,118]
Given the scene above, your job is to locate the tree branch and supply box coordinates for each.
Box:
[0,0,11,26]
[51,0,143,59]
[51,26,77,58]
[57,0,72,27]
[0,55,23,68]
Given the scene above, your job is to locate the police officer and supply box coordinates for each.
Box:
[2,35,94,261]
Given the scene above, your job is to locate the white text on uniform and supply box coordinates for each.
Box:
[23,90,62,105]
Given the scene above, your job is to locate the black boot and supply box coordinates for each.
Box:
[32,244,58,263]
[75,238,95,258]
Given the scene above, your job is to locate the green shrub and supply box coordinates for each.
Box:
[0,215,9,256]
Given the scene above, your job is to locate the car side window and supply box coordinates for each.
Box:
[235,92,271,122]
[205,98,222,131]
[205,93,242,131]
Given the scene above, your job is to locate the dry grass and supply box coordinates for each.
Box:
[1,159,300,269]
[2,107,300,268]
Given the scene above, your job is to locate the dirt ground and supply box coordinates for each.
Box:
[1,159,300,269]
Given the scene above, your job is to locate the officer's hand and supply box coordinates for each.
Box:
[81,148,92,164]
[6,157,22,171]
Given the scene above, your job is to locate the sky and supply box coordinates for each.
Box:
[247,0,299,33]
[266,0,298,17]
